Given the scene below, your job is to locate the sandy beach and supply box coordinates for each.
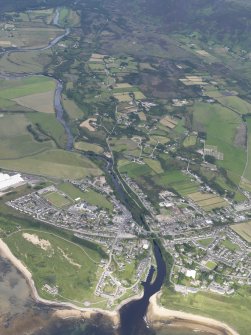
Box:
[0,237,241,335]
[147,293,240,335]
[0,238,119,327]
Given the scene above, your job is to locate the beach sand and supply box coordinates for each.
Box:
[0,238,240,335]
[147,293,239,335]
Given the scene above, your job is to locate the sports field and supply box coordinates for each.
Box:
[43,191,72,208]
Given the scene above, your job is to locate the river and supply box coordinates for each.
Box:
[0,7,225,335]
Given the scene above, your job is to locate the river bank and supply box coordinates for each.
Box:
[147,293,239,335]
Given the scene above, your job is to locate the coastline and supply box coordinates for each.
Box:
[147,293,240,335]
[0,238,241,335]
[0,238,119,325]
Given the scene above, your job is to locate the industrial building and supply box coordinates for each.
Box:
[0,173,24,191]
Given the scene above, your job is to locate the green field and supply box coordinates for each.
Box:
[0,50,52,74]
[5,229,102,303]
[205,260,217,270]
[0,76,56,111]
[144,158,164,174]
[198,238,214,247]
[44,191,72,208]
[243,118,251,181]
[59,182,112,210]
[74,141,104,153]
[192,101,246,182]
[0,114,54,159]
[27,112,66,148]
[119,161,155,178]
[183,134,197,147]
[221,239,240,252]
[161,287,251,335]
[153,170,199,195]
[62,95,84,119]
[231,221,251,243]
[0,149,102,179]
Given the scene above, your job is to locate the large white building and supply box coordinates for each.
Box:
[0,173,24,191]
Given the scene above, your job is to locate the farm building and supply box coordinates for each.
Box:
[0,173,24,191]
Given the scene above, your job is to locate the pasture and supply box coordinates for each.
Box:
[0,149,102,179]
[231,221,251,243]
[0,114,53,159]
[0,26,64,48]
[74,141,104,153]
[243,119,251,182]
[0,76,56,112]
[192,101,246,181]
[13,90,55,113]
[188,191,228,211]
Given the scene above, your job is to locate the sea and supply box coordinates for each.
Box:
[0,255,213,335]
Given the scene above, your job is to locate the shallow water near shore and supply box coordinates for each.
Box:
[0,255,219,335]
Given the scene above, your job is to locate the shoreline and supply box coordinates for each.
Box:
[0,238,120,325]
[147,293,240,335]
[0,238,240,335]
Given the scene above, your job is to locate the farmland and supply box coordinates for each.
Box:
[0,114,54,159]
[188,192,228,211]
[192,101,246,182]
[0,76,56,112]
[0,149,102,179]
[231,221,251,243]
[74,141,104,153]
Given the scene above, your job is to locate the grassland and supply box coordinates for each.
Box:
[221,239,240,252]
[205,260,217,270]
[188,192,228,211]
[0,149,102,179]
[231,221,251,243]
[74,141,104,153]
[43,191,72,208]
[207,92,251,115]
[0,49,52,74]
[62,95,84,119]
[192,101,246,182]
[26,112,66,148]
[161,287,251,335]
[153,170,199,196]
[183,134,197,147]
[0,16,64,49]
[0,114,54,159]
[0,76,56,112]
[13,91,55,113]
[58,182,112,210]
[198,238,214,247]
[243,118,251,182]
[4,229,102,303]
[144,158,164,174]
